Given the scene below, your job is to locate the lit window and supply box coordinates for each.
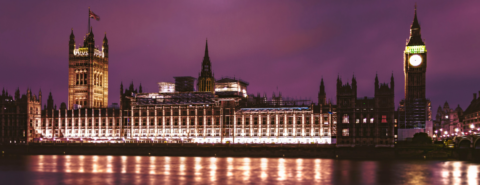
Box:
[342,114,349,123]
[363,118,367,123]
[370,118,374,123]
[342,129,349,136]
[356,119,359,124]
[382,115,387,123]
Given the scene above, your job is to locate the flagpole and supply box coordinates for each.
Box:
[88,7,90,34]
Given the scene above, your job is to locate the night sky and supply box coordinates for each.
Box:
[1,1,479,114]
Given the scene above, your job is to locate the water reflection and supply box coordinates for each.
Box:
[260,158,268,180]
[0,155,477,184]
[278,158,286,181]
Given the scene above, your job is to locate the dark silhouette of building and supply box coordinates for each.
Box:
[0,88,42,144]
[336,75,395,147]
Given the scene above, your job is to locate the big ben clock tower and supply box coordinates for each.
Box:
[404,6,427,101]
[398,5,433,140]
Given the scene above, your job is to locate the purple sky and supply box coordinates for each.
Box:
[1,1,479,114]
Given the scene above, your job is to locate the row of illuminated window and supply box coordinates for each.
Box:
[341,114,388,123]
[33,115,338,127]
[37,129,120,134]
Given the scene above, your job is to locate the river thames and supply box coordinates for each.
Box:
[0,155,479,185]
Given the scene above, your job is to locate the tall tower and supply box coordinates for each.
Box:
[404,5,427,101]
[318,78,326,105]
[68,28,109,109]
[398,5,433,138]
[197,40,215,93]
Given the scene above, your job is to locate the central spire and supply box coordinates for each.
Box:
[198,39,215,92]
[407,4,424,46]
[204,39,209,58]
[411,4,420,30]
[202,39,211,66]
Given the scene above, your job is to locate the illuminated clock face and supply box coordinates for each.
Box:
[409,55,422,66]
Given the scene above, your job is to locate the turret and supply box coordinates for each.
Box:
[15,88,20,100]
[318,78,326,105]
[69,29,75,56]
[47,92,54,110]
[351,75,357,92]
[129,82,134,92]
[443,101,450,110]
[375,74,379,90]
[38,89,42,106]
[27,88,32,101]
[103,32,108,58]
[84,27,95,55]
[336,75,342,89]
[390,73,394,91]
[60,102,67,110]
[139,83,143,93]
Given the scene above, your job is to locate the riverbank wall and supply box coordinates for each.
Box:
[1,143,478,161]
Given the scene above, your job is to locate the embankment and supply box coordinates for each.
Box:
[1,143,478,161]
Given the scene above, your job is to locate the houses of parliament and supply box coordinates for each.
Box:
[3,7,476,147]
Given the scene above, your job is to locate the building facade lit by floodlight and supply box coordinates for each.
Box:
[158,82,175,93]
[215,77,249,98]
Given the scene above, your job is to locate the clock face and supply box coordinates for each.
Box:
[409,55,422,66]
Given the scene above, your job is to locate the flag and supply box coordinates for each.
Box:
[89,10,100,21]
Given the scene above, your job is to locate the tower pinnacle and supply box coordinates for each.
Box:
[205,40,209,58]
[407,4,424,46]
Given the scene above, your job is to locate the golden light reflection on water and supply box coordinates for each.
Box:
[468,165,479,185]
[242,157,250,182]
[121,156,126,173]
[227,157,233,177]
[296,158,303,181]
[453,161,462,185]
[278,158,286,181]
[194,157,202,182]
[260,158,268,180]
[149,156,155,175]
[19,155,480,184]
[210,157,217,182]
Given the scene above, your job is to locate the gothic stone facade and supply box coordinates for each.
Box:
[336,75,395,147]
[68,28,109,109]
[0,89,42,144]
